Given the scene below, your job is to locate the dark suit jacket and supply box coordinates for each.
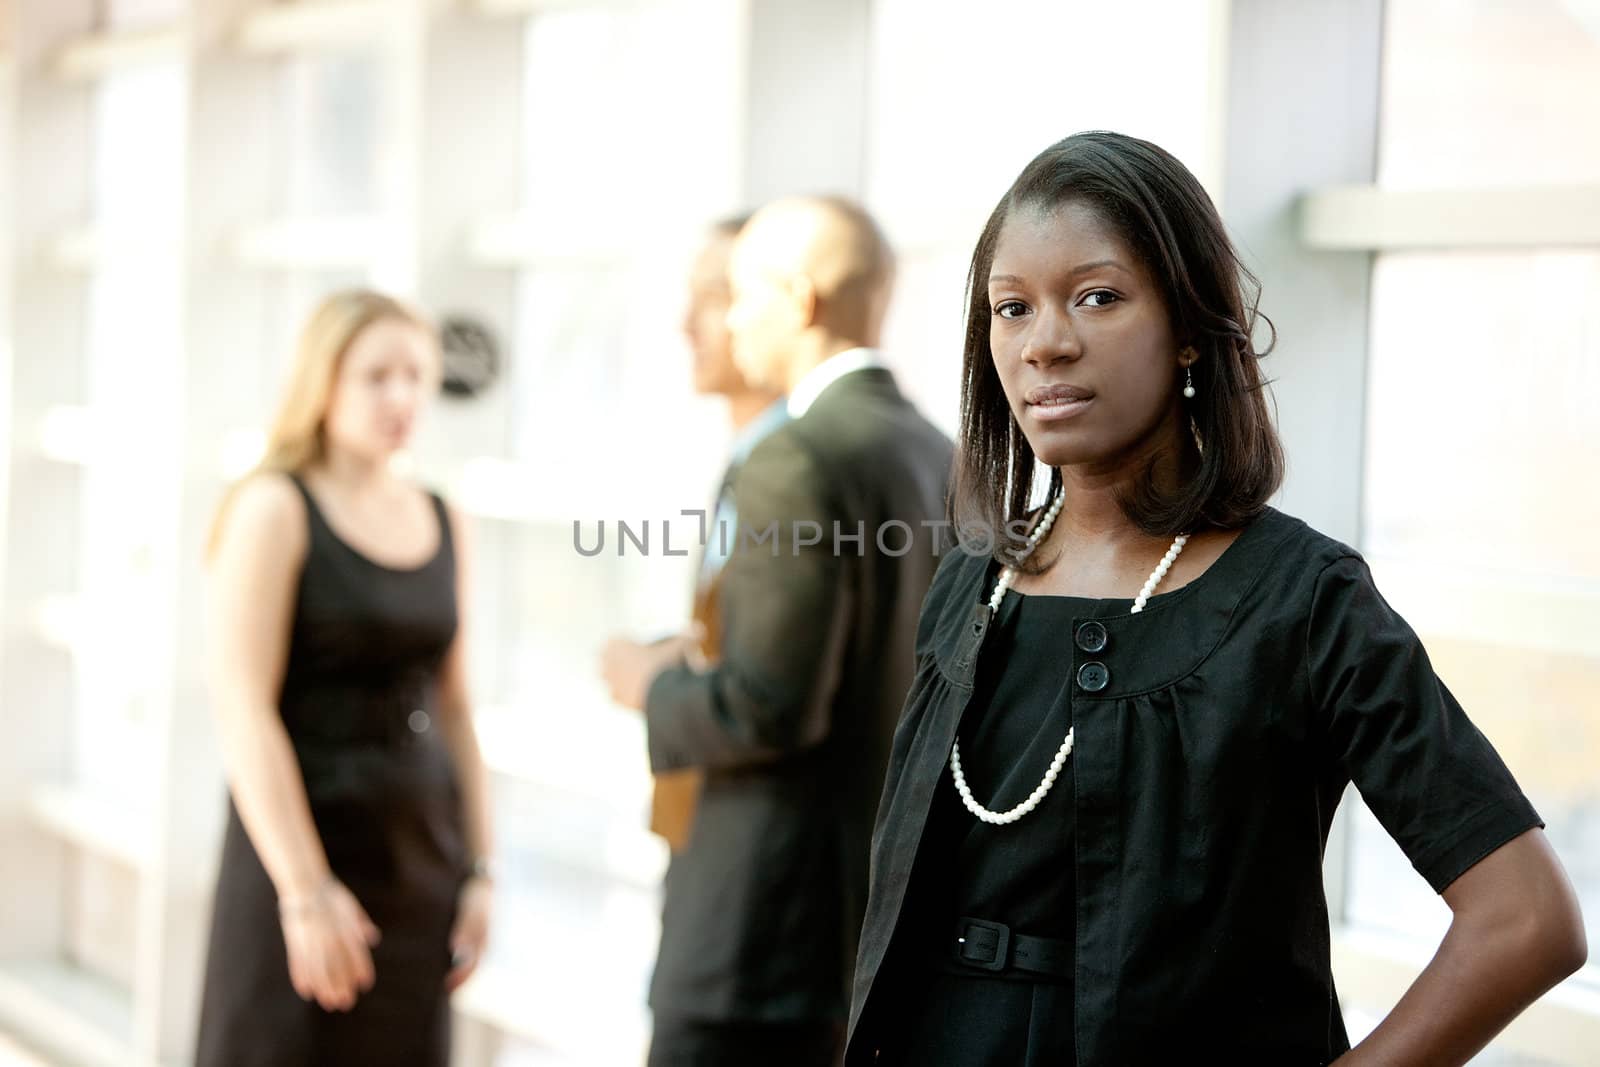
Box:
[644,365,953,1024]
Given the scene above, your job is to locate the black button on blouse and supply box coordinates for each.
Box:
[1074,620,1108,653]
[1075,661,1110,692]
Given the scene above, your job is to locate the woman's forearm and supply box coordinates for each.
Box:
[436,702,493,865]
[1336,907,1586,1065]
[216,697,332,900]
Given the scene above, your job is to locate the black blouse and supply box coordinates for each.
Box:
[882,590,1082,1066]
[845,508,1542,1066]
[929,588,1081,940]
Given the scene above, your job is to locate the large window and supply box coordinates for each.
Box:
[1347,0,1600,1025]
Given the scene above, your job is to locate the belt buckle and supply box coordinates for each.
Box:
[955,917,1010,973]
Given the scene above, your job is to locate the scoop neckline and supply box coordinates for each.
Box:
[296,478,445,575]
[997,510,1268,613]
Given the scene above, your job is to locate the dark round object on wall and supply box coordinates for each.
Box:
[439,314,501,398]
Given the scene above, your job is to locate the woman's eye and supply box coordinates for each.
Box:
[993,300,1027,319]
[1080,289,1120,308]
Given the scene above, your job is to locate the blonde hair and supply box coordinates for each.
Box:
[206,288,435,559]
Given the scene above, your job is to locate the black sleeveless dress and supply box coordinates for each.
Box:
[884,587,1079,1066]
[195,476,467,1067]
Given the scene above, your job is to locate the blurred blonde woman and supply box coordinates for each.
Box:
[195,290,493,1066]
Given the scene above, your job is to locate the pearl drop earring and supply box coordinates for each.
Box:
[1183,365,1196,399]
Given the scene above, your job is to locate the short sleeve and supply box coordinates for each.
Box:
[1308,555,1543,893]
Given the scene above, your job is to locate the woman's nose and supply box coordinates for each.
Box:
[1020,307,1082,366]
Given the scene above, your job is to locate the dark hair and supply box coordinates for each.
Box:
[954,130,1283,565]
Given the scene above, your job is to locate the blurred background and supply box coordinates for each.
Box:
[0,0,1595,1064]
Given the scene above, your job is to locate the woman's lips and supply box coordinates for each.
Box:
[1025,383,1094,422]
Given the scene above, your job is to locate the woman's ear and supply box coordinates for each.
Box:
[1178,344,1199,367]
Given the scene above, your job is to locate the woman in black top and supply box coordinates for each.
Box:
[195,290,494,1066]
[845,132,1586,1066]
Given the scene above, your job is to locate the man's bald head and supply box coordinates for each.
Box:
[726,196,896,390]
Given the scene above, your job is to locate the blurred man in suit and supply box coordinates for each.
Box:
[603,197,953,1067]
[603,214,787,854]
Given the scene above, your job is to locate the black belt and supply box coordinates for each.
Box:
[947,917,1073,980]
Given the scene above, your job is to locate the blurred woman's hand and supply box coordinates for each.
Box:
[279,878,381,1012]
[445,876,493,993]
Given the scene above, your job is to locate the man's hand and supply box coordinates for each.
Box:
[600,630,705,710]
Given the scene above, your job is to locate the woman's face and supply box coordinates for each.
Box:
[987,200,1186,472]
[323,317,439,463]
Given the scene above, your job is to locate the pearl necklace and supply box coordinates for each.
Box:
[950,492,1189,826]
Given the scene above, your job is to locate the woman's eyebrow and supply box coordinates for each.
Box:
[988,260,1131,288]
[1067,258,1128,276]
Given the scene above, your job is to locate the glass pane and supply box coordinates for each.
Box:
[512,266,629,482]
[92,62,184,235]
[521,0,743,255]
[491,6,748,1054]
[1379,0,1600,188]
[77,261,181,791]
[285,54,380,216]
[1364,252,1600,578]
[76,65,186,793]
[1353,250,1600,987]
[866,0,1219,240]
